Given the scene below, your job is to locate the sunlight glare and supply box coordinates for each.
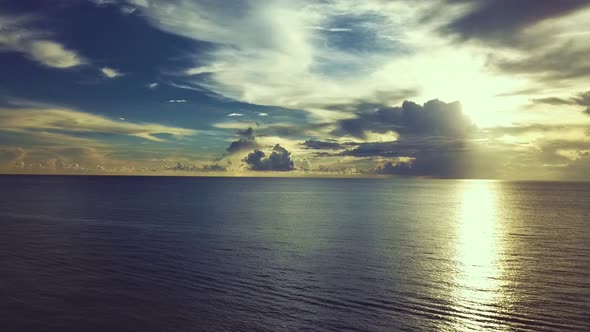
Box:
[451,181,504,330]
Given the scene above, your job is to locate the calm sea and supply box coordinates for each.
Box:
[0,176,589,331]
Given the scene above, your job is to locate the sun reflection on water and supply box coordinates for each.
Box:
[452,180,504,330]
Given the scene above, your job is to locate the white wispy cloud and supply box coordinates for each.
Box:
[0,107,198,142]
[168,99,187,103]
[123,0,590,128]
[0,15,86,69]
[28,40,85,68]
[309,26,352,32]
[227,113,243,117]
[101,67,123,78]
[120,5,137,14]
[147,82,159,89]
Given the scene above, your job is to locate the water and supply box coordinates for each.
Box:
[0,176,589,331]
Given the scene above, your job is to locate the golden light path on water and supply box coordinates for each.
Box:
[451,181,505,331]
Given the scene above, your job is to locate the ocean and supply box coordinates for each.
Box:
[0,175,589,331]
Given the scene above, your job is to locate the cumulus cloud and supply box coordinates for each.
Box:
[0,147,26,169]
[0,107,198,142]
[337,99,475,140]
[0,145,112,173]
[0,15,86,68]
[199,163,227,172]
[101,67,123,78]
[244,144,295,171]
[226,138,257,154]
[225,127,257,154]
[166,161,227,172]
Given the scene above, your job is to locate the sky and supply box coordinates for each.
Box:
[1,0,589,180]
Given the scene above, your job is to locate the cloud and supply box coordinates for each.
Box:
[147,82,159,89]
[310,27,353,32]
[228,113,243,117]
[120,5,137,14]
[237,127,254,138]
[447,4,590,96]
[123,0,584,129]
[367,141,502,178]
[28,40,85,68]
[168,99,187,103]
[0,15,86,68]
[199,163,227,172]
[441,0,590,43]
[0,107,198,142]
[0,147,26,168]
[490,42,590,82]
[337,99,475,140]
[101,67,123,78]
[0,145,111,173]
[118,0,433,118]
[166,161,227,172]
[257,112,269,116]
[244,144,295,171]
[532,90,590,113]
[303,139,344,150]
[226,138,257,154]
[225,127,257,154]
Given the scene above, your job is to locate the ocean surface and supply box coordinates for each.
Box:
[0,175,589,331]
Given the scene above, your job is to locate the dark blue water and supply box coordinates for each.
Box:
[1,176,589,331]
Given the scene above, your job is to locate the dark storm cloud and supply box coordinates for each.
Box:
[300,98,479,177]
[303,139,345,150]
[244,144,295,171]
[371,142,502,179]
[336,99,475,139]
[532,90,590,113]
[339,138,468,158]
[237,127,254,138]
[374,151,470,178]
[434,1,590,88]
[374,153,472,178]
[442,0,590,43]
[490,44,590,82]
[226,127,257,154]
[226,138,257,154]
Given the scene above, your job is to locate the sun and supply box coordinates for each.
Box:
[401,46,530,128]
